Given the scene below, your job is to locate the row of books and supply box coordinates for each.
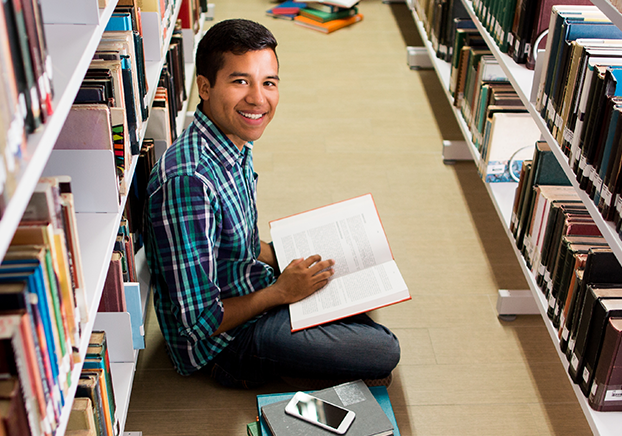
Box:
[0,174,87,435]
[53,1,151,205]
[0,0,54,217]
[414,0,470,61]
[248,380,399,436]
[470,0,594,68]
[74,331,118,436]
[0,133,155,436]
[52,7,188,211]
[532,5,622,244]
[266,1,363,34]
[98,217,146,351]
[0,39,168,434]
[511,141,622,411]
[447,19,540,182]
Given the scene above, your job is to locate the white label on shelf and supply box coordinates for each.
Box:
[570,354,579,371]
[569,337,575,353]
[29,86,40,115]
[555,113,563,129]
[616,195,622,214]
[591,382,598,398]
[0,157,6,193]
[508,32,514,46]
[583,165,594,180]
[579,155,587,170]
[563,127,574,143]
[548,293,555,309]
[570,144,579,165]
[544,270,551,283]
[487,163,505,174]
[18,93,27,119]
[46,55,53,81]
[602,186,612,205]
[593,174,602,192]
[605,390,622,401]
[561,326,569,341]
[582,366,590,383]
[38,75,46,100]
[538,264,545,276]
[547,100,555,121]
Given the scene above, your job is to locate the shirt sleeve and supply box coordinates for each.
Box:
[149,174,223,343]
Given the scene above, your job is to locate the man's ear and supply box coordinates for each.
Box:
[196,75,211,101]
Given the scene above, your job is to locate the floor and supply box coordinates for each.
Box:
[124,1,593,434]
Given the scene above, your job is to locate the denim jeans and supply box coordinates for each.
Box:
[209,306,401,388]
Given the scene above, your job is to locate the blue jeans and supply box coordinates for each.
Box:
[209,306,401,388]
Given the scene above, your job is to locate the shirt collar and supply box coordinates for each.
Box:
[192,105,253,170]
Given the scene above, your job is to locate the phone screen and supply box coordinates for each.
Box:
[291,396,350,430]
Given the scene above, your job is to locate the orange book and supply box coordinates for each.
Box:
[294,13,363,34]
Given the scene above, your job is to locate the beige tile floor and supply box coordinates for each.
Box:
[124,1,593,434]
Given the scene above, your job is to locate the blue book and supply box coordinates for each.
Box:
[106,13,133,32]
[256,381,399,436]
[0,261,65,408]
[124,282,145,349]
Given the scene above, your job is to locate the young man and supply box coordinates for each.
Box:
[144,19,400,388]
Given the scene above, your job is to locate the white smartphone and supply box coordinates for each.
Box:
[284,391,356,434]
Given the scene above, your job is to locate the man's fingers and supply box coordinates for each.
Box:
[300,254,322,268]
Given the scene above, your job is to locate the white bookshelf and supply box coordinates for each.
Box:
[0,1,119,261]
[0,0,198,434]
[407,0,622,434]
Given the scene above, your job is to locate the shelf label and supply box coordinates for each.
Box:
[561,326,569,341]
[570,354,579,371]
[582,366,590,384]
[601,186,612,206]
[605,390,622,402]
[591,382,598,398]
[563,127,573,144]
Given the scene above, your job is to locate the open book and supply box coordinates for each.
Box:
[270,194,410,332]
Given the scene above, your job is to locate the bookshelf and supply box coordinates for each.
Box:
[0,0,203,434]
[406,0,622,434]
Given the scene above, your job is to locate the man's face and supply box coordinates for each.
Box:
[198,49,280,149]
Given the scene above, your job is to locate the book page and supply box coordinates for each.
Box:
[270,194,393,279]
[289,260,409,331]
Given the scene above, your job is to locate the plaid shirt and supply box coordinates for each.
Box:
[144,106,275,375]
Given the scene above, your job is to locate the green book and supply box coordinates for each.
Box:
[247,420,260,436]
[298,6,357,23]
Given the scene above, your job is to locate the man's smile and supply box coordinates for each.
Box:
[238,111,265,120]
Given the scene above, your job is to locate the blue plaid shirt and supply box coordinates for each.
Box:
[144,106,276,375]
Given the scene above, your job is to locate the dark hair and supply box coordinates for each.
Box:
[195,19,278,87]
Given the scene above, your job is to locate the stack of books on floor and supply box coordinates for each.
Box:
[266,0,363,34]
[247,379,400,435]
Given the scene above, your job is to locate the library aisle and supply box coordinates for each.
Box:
[124,0,592,434]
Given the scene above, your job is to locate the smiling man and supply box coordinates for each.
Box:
[143,19,400,388]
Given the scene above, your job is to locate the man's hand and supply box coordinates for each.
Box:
[270,255,335,304]
[212,254,334,336]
